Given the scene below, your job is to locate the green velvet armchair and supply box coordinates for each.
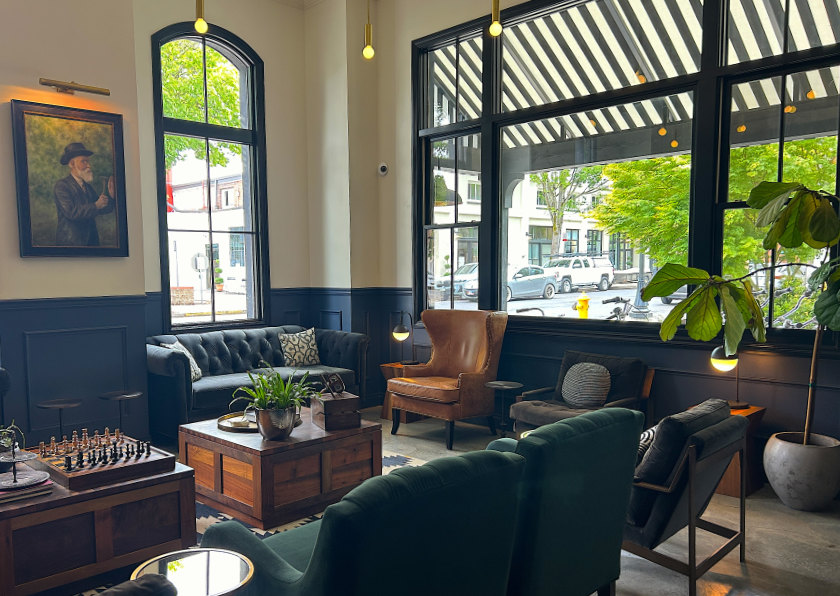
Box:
[488,408,644,596]
[200,450,525,596]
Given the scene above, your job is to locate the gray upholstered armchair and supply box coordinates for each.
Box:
[509,350,653,437]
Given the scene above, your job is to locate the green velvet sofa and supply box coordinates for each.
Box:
[488,408,644,596]
[200,450,525,596]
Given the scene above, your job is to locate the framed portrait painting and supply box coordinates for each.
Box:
[11,100,128,257]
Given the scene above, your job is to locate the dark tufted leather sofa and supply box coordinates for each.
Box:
[146,326,369,441]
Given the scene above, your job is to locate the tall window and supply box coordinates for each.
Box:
[414,0,840,335]
[152,24,267,328]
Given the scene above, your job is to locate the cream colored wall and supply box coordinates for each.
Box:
[305,0,352,288]
[0,0,143,299]
[133,0,309,292]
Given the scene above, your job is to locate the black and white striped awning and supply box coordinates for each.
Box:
[429,0,840,155]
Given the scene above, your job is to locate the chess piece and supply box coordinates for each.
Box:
[64,455,72,471]
[82,428,89,449]
[72,430,79,451]
[39,442,46,457]
[76,451,83,468]
[104,428,110,443]
[50,436,56,455]
[145,441,151,456]
[94,430,100,447]
[115,428,121,444]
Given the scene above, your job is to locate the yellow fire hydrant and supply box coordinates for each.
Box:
[572,291,590,319]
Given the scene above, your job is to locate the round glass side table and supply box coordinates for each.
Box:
[131,548,253,596]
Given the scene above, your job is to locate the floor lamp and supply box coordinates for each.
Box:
[392,312,418,365]
[710,346,749,409]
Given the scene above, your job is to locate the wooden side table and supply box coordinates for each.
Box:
[380,363,424,423]
[716,405,766,497]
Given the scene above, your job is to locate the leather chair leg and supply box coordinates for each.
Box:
[391,409,401,435]
[445,420,455,450]
[596,581,616,596]
[487,416,497,436]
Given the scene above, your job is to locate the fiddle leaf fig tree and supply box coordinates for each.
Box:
[643,181,840,444]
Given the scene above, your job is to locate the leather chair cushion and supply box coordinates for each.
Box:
[388,376,460,403]
[627,398,730,526]
[509,399,598,427]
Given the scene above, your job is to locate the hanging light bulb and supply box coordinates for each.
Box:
[806,89,816,100]
[194,0,208,34]
[670,139,679,148]
[784,105,797,114]
[589,118,597,128]
[636,70,646,84]
[362,0,375,59]
[658,127,667,136]
[489,0,502,37]
[737,124,747,133]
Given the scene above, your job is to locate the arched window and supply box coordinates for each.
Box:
[152,23,268,329]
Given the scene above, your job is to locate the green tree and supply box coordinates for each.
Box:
[529,167,607,254]
[160,39,243,169]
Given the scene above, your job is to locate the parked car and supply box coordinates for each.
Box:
[504,266,557,301]
[543,256,615,293]
[434,262,479,298]
[660,285,688,304]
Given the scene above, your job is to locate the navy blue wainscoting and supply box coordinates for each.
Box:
[0,295,149,444]
[499,319,840,441]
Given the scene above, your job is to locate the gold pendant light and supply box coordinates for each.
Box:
[489,0,502,37]
[194,0,208,34]
[363,0,375,60]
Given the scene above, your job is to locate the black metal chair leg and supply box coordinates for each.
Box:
[487,416,497,436]
[445,420,454,450]
[391,409,401,435]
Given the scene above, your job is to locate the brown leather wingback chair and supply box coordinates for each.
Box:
[388,309,508,449]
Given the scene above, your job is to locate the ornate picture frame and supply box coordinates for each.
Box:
[11,100,128,257]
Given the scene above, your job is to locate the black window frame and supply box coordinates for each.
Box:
[412,0,840,353]
[152,22,269,332]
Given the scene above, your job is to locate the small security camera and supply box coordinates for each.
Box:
[378,162,389,176]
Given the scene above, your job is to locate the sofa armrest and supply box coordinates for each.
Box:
[516,386,552,402]
[314,329,370,398]
[147,345,189,378]
[605,397,639,409]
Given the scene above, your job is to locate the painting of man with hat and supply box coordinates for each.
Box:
[11,101,127,256]
[54,142,116,246]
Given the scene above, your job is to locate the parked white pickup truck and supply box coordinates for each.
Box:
[543,256,615,293]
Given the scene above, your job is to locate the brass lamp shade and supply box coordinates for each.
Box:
[710,345,738,372]
[392,323,410,342]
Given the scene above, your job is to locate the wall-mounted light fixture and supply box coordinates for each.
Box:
[195,0,209,34]
[489,0,503,37]
[670,138,679,148]
[362,0,375,59]
[39,78,110,96]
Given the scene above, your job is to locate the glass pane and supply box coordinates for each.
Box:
[426,228,452,308]
[169,230,213,325]
[457,134,481,223]
[166,135,209,231]
[432,139,456,224]
[500,92,692,321]
[161,38,206,123]
[206,45,249,128]
[209,141,253,231]
[457,38,482,121]
[501,0,703,112]
[428,46,457,127]
[728,0,840,65]
[782,67,839,189]
[212,231,256,322]
[728,77,782,201]
[772,245,825,329]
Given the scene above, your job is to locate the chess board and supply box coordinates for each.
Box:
[25,432,176,491]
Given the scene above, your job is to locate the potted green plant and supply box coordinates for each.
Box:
[643,181,840,511]
[214,261,224,292]
[230,365,318,441]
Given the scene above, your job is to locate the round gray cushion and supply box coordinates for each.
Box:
[561,362,611,408]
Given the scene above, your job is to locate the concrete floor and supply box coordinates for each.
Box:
[367,407,840,596]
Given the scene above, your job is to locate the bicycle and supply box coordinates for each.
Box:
[602,296,651,321]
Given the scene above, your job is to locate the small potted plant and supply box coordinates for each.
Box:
[230,364,319,441]
[214,261,224,292]
[0,420,25,473]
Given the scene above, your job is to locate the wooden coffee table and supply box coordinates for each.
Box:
[0,463,195,595]
[179,409,382,529]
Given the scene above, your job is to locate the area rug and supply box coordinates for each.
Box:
[74,451,425,595]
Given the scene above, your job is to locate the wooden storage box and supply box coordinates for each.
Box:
[312,392,361,430]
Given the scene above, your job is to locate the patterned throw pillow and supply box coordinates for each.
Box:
[561,362,611,408]
[279,328,321,366]
[637,425,657,466]
[161,340,202,382]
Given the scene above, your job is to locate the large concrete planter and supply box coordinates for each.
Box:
[763,432,840,511]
